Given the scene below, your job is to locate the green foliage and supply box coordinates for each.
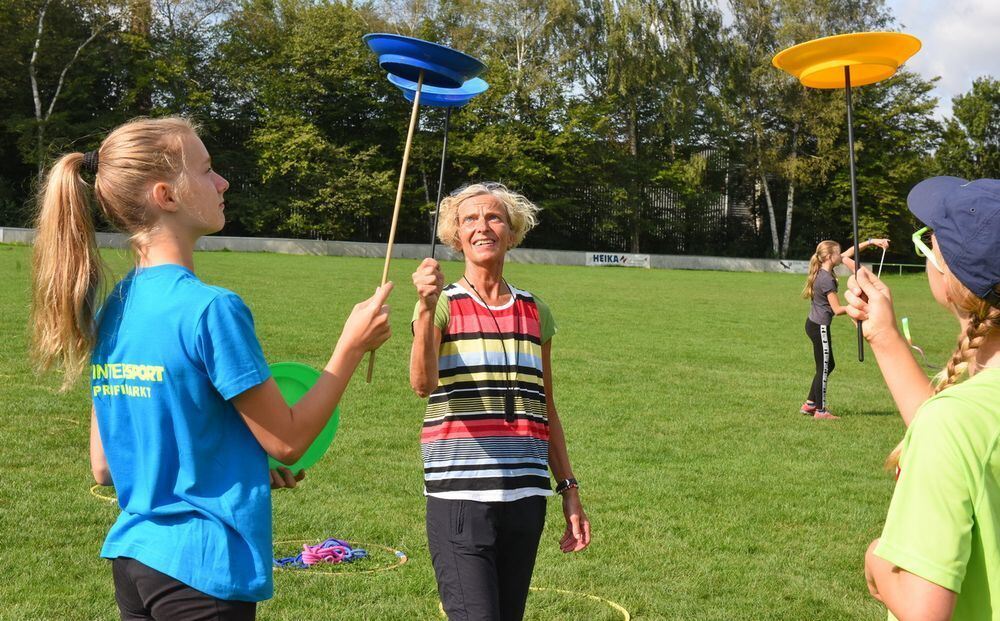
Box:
[805,71,941,254]
[252,113,395,238]
[936,77,1000,179]
[0,0,990,257]
[212,1,419,239]
[8,0,122,166]
[723,0,921,259]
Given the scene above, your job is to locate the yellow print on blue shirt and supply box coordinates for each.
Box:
[91,363,165,399]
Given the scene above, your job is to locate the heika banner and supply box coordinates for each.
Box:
[585,252,651,268]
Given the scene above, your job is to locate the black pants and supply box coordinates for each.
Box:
[427,495,547,621]
[112,557,256,621]
[805,319,835,410]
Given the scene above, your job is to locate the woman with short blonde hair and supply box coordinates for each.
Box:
[410,182,590,620]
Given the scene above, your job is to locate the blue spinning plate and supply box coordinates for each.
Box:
[387,74,489,108]
[363,33,486,89]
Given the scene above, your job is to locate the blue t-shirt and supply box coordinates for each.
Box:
[92,264,273,601]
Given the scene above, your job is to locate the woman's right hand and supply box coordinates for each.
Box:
[412,258,444,310]
[845,267,898,344]
[338,283,394,356]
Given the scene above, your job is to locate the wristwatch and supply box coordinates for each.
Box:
[555,478,579,494]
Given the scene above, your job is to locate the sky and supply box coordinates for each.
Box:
[887,0,1000,119]
[716,0,1000,121]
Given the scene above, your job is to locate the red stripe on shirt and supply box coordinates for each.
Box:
[420,418,550,442]
[448,298,541,337]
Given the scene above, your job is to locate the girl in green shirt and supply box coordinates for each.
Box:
[846,177,1000,621]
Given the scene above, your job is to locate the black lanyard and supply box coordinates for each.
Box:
[463,277,518,423]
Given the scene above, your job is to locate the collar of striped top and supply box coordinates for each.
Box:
[452,282,518,310]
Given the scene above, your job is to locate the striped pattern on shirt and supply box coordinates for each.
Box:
[422,283,553,502]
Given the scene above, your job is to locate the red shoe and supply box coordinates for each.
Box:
[800,402,817,415]
[813,410,840,420]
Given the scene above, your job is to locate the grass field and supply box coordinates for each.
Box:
[0,243,959,620]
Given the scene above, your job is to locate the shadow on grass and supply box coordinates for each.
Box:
[843,409,899,418]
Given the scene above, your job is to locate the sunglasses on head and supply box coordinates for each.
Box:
[449,181,507,197]
[912,227,944,274]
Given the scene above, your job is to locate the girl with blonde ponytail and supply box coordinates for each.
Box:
[800,238,889,419]
[30,117,394,618]
[848,177,1000,621]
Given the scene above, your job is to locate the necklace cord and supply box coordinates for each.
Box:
[463,277,518,423]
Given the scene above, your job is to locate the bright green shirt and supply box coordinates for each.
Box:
[876,368,1000,621]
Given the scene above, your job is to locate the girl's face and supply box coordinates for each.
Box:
[175,132,230,236]
[927,234,952,308]
[828,246,843,267]
[457,194,513,265]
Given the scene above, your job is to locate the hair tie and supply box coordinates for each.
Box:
[82,151,99,175]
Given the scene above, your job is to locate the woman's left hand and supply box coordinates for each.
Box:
[559,489,591,552]
[270,467,306,489]
[868,238,890,250]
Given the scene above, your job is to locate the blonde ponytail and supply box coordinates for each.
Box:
[30,153,106,388]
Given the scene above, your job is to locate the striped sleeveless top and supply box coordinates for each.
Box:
[420,282,556,502]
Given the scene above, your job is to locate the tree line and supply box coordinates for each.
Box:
[2,0,997,259]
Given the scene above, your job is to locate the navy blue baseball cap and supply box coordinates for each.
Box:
[908,176,1000,308]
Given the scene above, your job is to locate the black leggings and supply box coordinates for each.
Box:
[805,319,835,410]
[112,557,256,621]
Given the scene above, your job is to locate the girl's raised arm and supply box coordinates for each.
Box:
[234,284,393,463]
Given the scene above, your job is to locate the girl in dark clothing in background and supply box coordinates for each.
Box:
[801,238,889,419]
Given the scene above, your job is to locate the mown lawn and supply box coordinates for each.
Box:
[0,243,956,620]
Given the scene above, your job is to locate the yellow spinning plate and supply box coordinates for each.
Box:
[772,32,921,89]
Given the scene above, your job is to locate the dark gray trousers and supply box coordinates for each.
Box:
[427,495,547,621]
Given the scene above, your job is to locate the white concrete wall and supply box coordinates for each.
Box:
[1,227,813,274]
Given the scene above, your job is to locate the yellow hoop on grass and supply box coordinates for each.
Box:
[438,586,630,620]
[89,484,117,504]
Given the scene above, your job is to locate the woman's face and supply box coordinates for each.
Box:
[175,132,230,235]
[457,194,513,265]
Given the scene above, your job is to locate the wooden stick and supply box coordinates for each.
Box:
[366,69,424,383]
